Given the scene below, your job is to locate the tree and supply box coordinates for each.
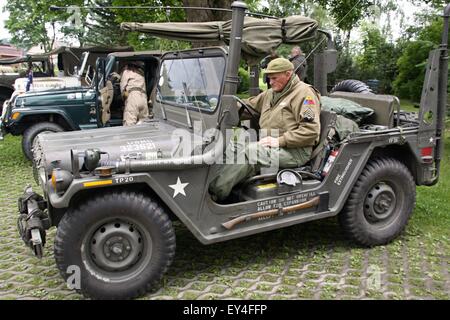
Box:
[393,15,445,101]
[60,0,129,47]
[112,0,186,51]
[3,0,69,51]
[260,0,373,50]
[354,23,400,93]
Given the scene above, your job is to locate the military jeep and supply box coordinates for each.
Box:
[0,53,53,113]
[0,50,159,160]
[17,2,448,299]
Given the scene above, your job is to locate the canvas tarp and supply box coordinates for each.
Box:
[121,16,318,62]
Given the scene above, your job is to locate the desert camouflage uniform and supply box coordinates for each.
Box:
[120,68,148,126]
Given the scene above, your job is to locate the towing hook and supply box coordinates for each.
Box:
[17,186,49,259]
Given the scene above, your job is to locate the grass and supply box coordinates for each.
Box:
[399,99,419,112]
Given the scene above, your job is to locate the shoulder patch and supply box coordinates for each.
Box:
[303,107,315,122]
[303,96,316,106]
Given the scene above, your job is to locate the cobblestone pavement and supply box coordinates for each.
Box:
[0,137,449,300]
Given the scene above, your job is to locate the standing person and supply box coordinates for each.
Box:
[25,62,33,92]
[120,61,148,126]
[209,58,321,202]
[289,46,308,82]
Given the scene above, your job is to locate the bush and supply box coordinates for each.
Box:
[238,67,250,94]
[393,41,434,102]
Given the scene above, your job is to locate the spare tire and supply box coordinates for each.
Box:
[331,80,373,94]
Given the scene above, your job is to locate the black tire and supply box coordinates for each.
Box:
[54,191,176,300]
[339,158,416,247]
[22,122,64,160]
[331,79,373,94]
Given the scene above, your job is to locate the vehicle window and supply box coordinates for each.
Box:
[157,56,225,112]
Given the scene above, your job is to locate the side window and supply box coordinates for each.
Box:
[157,56,225,112]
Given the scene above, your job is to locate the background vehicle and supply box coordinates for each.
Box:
[1,50,160,160]
[17,2,448,299]
[0,53,53,112]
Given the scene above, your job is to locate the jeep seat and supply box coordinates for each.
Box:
[329,91,396,127]
[309,109,337,173]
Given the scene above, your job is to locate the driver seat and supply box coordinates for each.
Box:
[308,110,338,174]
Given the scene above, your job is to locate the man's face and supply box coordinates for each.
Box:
[291,48,299,57]
[268,71,293,92]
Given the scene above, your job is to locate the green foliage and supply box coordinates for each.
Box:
[261,0,372,32]
[394,41,434,101]
[354,24,401,93]
[4,0,71,51]
[317,0,373,32]
[112,0,186,51]
[238,67,250,94]
[393,17,445,101]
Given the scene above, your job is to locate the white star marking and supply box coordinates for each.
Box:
[169,177,189,198]
[429,137,434,144]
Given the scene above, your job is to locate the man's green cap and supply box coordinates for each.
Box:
[265,58,294,74]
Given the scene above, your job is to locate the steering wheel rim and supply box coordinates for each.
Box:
[236,98,260,129]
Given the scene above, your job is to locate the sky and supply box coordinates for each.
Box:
[0,0,8,41]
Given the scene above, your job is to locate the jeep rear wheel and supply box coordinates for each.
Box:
[339,158,416,247]
[22,122,64,160]
[54,191,176,299]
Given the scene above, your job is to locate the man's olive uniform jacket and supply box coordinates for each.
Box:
[244,75,321,148]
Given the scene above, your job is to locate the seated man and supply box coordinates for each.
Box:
[120,61,148,126]
[209,58,321,202]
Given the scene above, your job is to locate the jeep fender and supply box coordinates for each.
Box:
[11,110,78,131]
[46,171,209,242]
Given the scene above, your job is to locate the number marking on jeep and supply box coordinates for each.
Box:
[389,137,400,144]
[119,139,157,153]
[114,177,134,184]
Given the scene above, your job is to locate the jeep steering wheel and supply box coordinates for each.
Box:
[236,97,260,130]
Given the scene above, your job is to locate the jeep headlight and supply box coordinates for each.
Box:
[50,168,73,195]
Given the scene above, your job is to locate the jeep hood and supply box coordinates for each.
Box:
[14,87,92,107]
[33,121,189,174]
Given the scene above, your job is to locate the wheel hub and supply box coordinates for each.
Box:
[90,221,143,272]
[364,183,397,223]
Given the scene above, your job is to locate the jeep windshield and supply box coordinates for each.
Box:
[157,56,226,112]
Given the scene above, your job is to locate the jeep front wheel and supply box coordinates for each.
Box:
[339,158,416,247]
[22,122,64,160]
[54,191,176,299]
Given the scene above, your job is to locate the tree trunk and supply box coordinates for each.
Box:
[182,0,233,47]
[344,30,352,53]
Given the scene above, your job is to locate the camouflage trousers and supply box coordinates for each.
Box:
[209,128,312,201]
[123,91,149,126]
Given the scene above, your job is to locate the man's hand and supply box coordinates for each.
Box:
[259,136,280,148]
